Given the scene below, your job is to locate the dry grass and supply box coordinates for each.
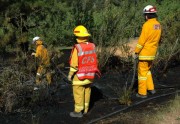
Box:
[96,38,137,71]
[144,94,180,124]
[96,94,180,124]
[118,87,133,106]
[114,38,137,57]
[96,38,137,58]
[97,111,146,124]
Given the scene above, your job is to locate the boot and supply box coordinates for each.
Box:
[83,111,88,115]
[70,111,83,118]
[83,108,89,115]
[148,90,156,95]
[136,93,147,98]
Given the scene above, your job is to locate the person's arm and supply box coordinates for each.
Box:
[135,24,148,54]
[68,48,78,81]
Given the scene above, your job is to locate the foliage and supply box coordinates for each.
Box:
[0,0,179,114]
[0,0,179,52]
[118,86,132,106]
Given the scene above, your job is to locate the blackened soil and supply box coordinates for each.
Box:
[0,65,179,124]
[0,49,180,124]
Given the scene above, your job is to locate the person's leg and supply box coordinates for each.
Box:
[46,70,52,85]
[84,84,91,114]
[70,85,84,117]
[138,61,149,96]
[146,61,155,94]
[36,66,43,85]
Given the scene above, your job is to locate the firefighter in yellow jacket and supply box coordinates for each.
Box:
[31,36,52,90]
[134,5,161,98]
[68,25,100,117]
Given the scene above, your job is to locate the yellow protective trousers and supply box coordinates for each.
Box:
[138,61,154,95]
[73,84,91,113]
[36,65,52,85]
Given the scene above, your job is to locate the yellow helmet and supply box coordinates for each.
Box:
[73,25,91,37]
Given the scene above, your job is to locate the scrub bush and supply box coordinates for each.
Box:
[0,0,179,111]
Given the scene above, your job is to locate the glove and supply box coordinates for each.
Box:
[68,75,72,81]
[133,53,139,60]
[31,52,36,56]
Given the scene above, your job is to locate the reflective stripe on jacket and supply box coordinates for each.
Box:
[135,18,161,60]
[70,42,100,80]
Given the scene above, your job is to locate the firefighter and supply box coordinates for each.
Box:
[134,5,161,98]
[31,36,52,90]
[68,25,100,117]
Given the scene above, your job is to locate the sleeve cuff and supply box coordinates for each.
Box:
[68,71,74,76]
[68,67,78,76]
[35,53,38,57]
[135,44,143,53]
[70,67,78,72]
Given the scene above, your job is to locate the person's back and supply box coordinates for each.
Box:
[134,5,161,98]
[68,25,100,118]
[137,18,161,60]
[31,36,52,90]
[36,42,50,66]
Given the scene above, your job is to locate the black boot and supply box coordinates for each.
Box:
[136,93,147,98]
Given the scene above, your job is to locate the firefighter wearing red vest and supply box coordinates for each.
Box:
[68,25,100,118]
[134,5,161,98]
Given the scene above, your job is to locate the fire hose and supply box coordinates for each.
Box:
[129,58,138,90]
[51,60,71,84]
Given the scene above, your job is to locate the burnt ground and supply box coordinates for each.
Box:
[96,93,179,124]
[0,65,179,124]
[0,50,180,124]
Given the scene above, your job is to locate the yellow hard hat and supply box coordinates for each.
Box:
[73,25,91,37]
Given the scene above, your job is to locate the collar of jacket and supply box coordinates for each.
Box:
[147,18,157,21]
[36,40,43,46]
[76,38,88,43]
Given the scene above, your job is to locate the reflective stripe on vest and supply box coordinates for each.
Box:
[76,44,96,56]
[77,72,95,78]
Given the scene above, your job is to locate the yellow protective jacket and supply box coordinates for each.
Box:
[35,40,50,66]
[69,39,93,85]
[135,18,161,60]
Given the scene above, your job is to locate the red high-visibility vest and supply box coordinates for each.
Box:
[70,42,100,80]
